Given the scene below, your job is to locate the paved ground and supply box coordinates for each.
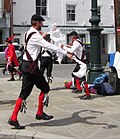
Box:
[0,65,120,139]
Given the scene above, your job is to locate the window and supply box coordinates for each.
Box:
[0,30,2,44]
[0,45,5,52]
[14,38,20,44]
[101,34,108,65]
[66,5,76,22]
[36,0,47,16]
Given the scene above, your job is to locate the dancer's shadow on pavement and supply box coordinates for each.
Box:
[50,87,107,100]
[0,100,15,106]
[50,86,67,91]
[75,94,106,100]
[26,110,118,129]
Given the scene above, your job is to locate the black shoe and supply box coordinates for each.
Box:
[80,95,91,100]
[71,89,82,93]
[8,118,25,129]
[35,112,54,120]
[8,78,15,81]
[70,86,77,90]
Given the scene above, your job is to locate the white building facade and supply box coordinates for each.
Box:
[0,0,116,64]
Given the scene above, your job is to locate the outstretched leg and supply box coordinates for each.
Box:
[35,91,53,120]
[8,98,25,129]
[80,81,91,100]
[8,72,34,129]
[71,78,82,93]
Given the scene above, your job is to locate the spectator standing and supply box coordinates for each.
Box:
[5,37,22,81]
[113,47,120,94]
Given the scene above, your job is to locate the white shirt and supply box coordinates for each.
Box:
[41,48,52,57]
[63,39,86,60]
[113,51,120,78]
[23,27,67,61]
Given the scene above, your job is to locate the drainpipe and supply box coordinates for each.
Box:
[10,0,13,36]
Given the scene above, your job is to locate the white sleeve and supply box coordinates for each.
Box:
[63,42,79,54]
[22,32,27,49]
[32,33,67,55]
[113,52,120,68]
[73,56,86,66]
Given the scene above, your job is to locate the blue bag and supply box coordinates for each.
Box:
[93,73,108,86]
[100,82,115,95]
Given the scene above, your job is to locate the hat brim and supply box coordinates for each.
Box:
[31,14,45,22]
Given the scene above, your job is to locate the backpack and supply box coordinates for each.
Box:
[93,73,108,86]
[93,82,115,96]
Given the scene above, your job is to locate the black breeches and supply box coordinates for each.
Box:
[19,70,50,100]
[8,64,16,73]
[40,57,53,77]
[71,63,80,77]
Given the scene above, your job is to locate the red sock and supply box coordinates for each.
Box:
[11,98,23,121]
[76,78,82,90]
[36,92,44,115]
[84,82,91,96]
[65,81,72,89]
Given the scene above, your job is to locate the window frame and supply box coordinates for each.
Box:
[36,0,47,16]
[66,4,76,22]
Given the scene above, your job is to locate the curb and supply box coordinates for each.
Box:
[0,130,75,139]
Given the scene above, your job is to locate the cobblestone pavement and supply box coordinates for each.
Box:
[0,65,120,139]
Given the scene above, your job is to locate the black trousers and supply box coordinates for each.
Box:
[8,63,17,73]
[40,57,53,77]
[116,77,120,94]
[111,67,120,94]
[71,63,81,77]
[19,60,50,100]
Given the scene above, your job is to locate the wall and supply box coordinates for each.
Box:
[12,0,115,27]
[13,0,35,26]
[12,0,115,49]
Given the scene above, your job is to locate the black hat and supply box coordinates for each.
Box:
[5,38,12,43]
[5,38,10,42]
[31,14,45,22]
[69,31,78,36]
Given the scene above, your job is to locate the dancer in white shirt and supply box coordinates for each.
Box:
[8,14,72,129]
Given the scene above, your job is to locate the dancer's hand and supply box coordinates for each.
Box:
[66,45,72,48]
[43,94,49,107]
[67,52,73,59]
[59,44,64,49]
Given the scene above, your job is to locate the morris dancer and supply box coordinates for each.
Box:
[40,34,54,83]
[63,31,88,93]
[71,55,91,99]
[8,14,72,129]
